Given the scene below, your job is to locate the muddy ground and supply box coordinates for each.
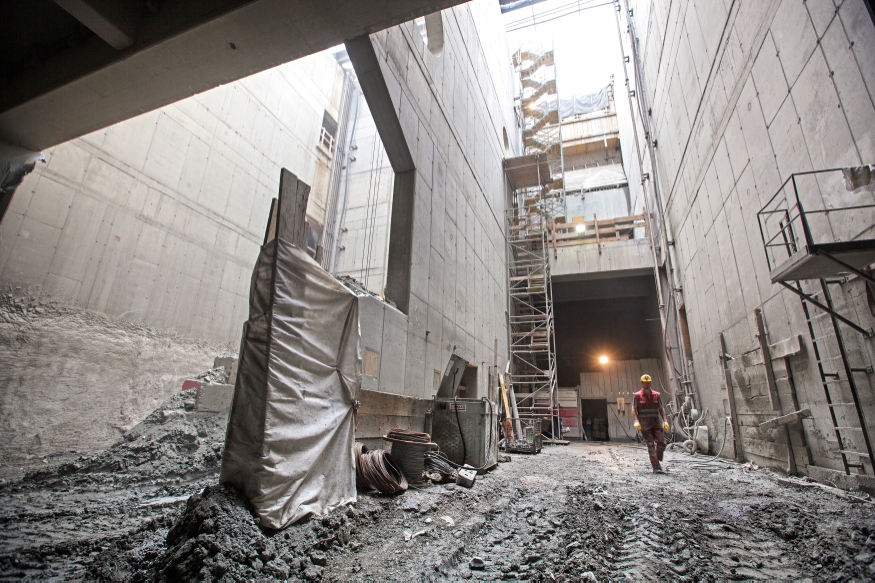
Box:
[1,393,874,581]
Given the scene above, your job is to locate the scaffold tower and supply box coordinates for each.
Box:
[504,44,565,439]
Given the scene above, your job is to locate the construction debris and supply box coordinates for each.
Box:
[455,466,477,488]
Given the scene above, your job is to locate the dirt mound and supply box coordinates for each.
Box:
[0,387,230,579]
[155,485,354,581]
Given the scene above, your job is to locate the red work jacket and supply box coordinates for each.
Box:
[633,388,662,429]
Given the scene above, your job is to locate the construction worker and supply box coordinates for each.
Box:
[632,374,671,474]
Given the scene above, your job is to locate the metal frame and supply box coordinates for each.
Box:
[757,167,875,474]
[758,167,875,337]
[794,278,874,474]
[506,202,558,431]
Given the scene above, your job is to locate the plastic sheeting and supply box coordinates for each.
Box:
[564,164,627,192]
[220,237,360,529]
[1,143,44,221]
[843,165,875,193]
[559,86,610,119]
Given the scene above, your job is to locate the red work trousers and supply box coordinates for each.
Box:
[641,426,666,470]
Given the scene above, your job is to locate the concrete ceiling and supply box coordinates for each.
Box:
[0,0,468,151]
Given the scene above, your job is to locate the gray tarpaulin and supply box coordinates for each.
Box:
[559,86,610,119]
[220,235,360,529]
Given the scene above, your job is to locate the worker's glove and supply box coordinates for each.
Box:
[663,421,670,431]
[633,421,641,431]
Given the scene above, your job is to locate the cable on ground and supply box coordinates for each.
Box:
[354,443,408,494]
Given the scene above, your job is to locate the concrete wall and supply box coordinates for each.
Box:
[0,297,226,462]
[0,51,347,459]
[340,0,518,400]
[625,0,875,474]
[2,52,345,343]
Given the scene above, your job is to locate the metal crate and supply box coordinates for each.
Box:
[503,420,543,454]
[432,398,498,470]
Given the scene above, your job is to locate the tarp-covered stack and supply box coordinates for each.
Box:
[220,169,361,529]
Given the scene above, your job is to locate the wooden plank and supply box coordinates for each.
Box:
[499,373,513,440]
[554,237,630,248]
[720,332,745,462]
[756,308,797,475]
[605,361,616,398]
[628,360,641,396]
[759,408,812,429]
[594,370,604,398]
[263,198,278,245]
[755,308,782,412]
[276,168,311,248]
[554,214,645,232]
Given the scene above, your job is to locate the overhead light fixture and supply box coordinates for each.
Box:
[599,355,609,364]
[575,224,586,233]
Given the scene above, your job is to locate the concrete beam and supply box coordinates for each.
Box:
[385,170,416,313]
[345,35,416,314]
[53,0,141,50]
[344,35,415,173]
[1,0,468,151]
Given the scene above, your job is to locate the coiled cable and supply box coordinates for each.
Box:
[354,443,408,494]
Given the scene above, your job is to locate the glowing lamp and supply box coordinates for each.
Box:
[599,355,609,364]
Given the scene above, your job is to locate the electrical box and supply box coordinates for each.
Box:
[432,397,498,471]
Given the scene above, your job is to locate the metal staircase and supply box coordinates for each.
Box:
[514,44,565,216]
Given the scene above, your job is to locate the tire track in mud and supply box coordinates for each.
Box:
[702,518,798,579]
[613,505,694,580]
[562,483,708,581]
[560,477,807,580]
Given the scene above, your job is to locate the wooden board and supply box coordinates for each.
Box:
[759,408,812,429]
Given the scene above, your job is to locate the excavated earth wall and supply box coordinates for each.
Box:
[0,293,228,462]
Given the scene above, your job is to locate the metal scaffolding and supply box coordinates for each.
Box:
[503,44,565,440]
